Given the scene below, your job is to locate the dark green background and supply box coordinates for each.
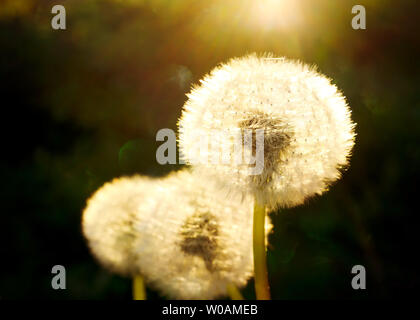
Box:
[0,0,419,299]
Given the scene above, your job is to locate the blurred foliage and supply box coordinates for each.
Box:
[0,0,419,299]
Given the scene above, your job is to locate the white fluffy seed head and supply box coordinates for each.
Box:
[133,170,268,299]
[179,54,356,209]
[82,170,272,299]
[82,176,156,276]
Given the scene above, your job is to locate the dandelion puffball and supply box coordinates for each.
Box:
[134,170,271,299]
[82,176,156,276]
[179,54,356,209]
[82,170,272,299]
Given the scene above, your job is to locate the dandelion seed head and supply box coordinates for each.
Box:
[133,170,272,299]
[83,170,272,299]
[179,54,356,209]
[82,176,156,276]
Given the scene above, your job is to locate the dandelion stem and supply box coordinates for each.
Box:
[253,200,270,300]
[133,275,146,300]
[227,283,244,300]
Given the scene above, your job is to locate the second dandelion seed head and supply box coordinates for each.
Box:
[82,170,272,299]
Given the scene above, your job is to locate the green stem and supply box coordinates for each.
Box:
[253,200,271,300]
[226,283,244,300]
[133,275,146,300]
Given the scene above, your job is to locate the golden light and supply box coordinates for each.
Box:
[247,0,303,31]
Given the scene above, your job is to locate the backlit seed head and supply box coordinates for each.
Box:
[82,170,272,299]
[133,170,272,299]
[82,176,155,276]
[179,54,356,209]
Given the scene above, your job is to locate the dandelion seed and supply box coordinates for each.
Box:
[179,53,356,209]
[132,170,271,299]
[82,176,156,276]
[83,170,272,299]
